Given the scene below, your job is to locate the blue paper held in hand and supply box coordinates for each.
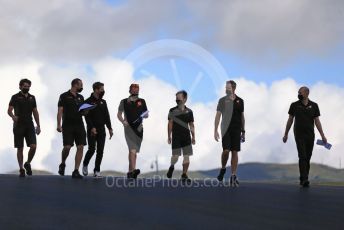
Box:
[79,103,97,112]
[316,139,332,150]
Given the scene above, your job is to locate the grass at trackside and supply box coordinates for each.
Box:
[3,163,344,187]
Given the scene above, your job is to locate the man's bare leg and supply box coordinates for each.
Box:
[17,147,24,169]
[221,150,230,169]
[61,145,72,164]
[128,150,137,172]
[217,150,230,181]
[27,144,36,163]
[75,145,84,170]
[231,151,238,175]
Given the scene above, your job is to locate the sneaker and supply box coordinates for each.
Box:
[181,173,192,184]
[167,165,174,178]
[132,169,141,179]
[19,168,26,178]
[94,171,103,178]
[82,165,88,176]
[230,175,240,188]
[217,168,226,182]
[72,170,83,179]
[58,163,66,176]
[24,162,32,176]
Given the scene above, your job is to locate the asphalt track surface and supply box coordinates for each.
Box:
[1,174,344,230]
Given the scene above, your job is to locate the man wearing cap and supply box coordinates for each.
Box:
[283,86,328,187]
[117,84,149,179]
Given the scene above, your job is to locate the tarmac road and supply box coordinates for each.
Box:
[0,174,343,230]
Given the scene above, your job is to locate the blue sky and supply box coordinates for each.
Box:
[101,0,344,103]
[107,40,344,103]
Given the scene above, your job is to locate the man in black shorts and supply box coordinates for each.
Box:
[117,83,148,179]
[7,79,41,177]
[57,78,86,179]
[283,86,328,188]
[166,90,195,183]
[82,82,113,178]
[214,80,245,187]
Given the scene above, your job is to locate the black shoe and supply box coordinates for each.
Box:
[58,163,66,176]
[24,162,32,176]
[127,172,133,179]
[181,173,192,184]
[72,170,83,179]
[132,169,141,179]
[19,168,26,178]
[167,165,174,178]
[230,175,240,187]
[301,180,310,188]
[217,168,226,182]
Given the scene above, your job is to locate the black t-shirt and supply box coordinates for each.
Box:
[9,92,37,124]
[288,100,320,135]
[58,90,84,125]
[118,98,148,129]
[217,95,244,133]
[168,106,194,138]
[85,94,112,130]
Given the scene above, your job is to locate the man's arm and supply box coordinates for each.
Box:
[7,106,18,122]
[241,112,246,140]
[283,115,294,143]
[117,110,128,127]
[214,111,221,142]
[33,108,41,135]
[315,117,327,143]
[167,119,173,144]
[189,122,195,145]
[57,107,63,132]
[104,102,113,130]
[104,103,113,139]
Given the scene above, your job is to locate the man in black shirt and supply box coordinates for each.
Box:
[283,86,327,187]
[117,83,148,179]
[167,90,195,183]
[57,78,86,179]
[7,79,41,177]
[82,82,113,178]
[214,80,245,187]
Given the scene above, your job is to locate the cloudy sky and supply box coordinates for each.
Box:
[0,0,343,174]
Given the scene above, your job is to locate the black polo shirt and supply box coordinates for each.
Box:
[9,92,37,124]
[118,98,148,129]
[217,95,244,133]
[288,100,320,135]
[58,90,84,125]
[85,93,112,130]
[168,106,194,138]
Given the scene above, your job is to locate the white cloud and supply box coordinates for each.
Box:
[0,0,343,64]
[0,0,176,63]
[1,58,343,174]
[186,0,344,63]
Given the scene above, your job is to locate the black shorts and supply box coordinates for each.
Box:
[62,124,87,147]
[124,126,143,152]
[172,137,193,156]
[13,122,36,148]
[222,128,241,151]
